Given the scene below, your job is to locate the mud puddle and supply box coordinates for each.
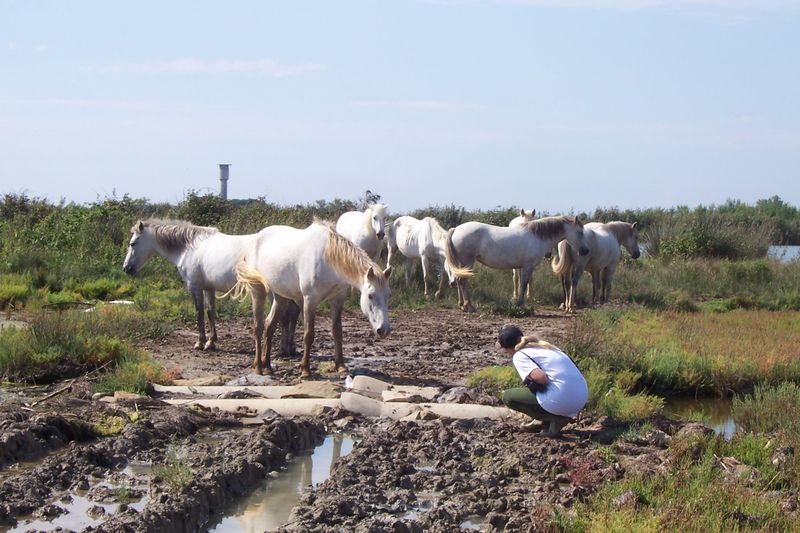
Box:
[665,396,736,439]
[209,434,355,532]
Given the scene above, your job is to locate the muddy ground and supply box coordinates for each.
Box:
[0,307,709,532]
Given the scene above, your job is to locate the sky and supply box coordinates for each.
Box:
[1,0,799,215]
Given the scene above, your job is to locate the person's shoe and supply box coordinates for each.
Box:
[541,416,570,438]
[520,419,545,432]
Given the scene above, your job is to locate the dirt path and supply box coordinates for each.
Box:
[142,307,576,387]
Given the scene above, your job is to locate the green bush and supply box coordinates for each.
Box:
[466,366,519,397]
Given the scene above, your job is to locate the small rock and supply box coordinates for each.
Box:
[225,374,274,386]
[33,504,66,520]
[86,505,107,519]
[613,490,638,509]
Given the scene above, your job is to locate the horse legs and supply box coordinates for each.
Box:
[189,285,206,350]
[516,265,535,307]
[260,295,290,375]
[330,296,347,374]
[568,266,585,313]
[203,289,217,350]
[590,271,601,306]
[601,266,616,304]
[404,258,414,287]
[421,255,432,298]
[279,301,300,357]
[512,269,520,301]
[300,299,316,379]
[434,260,447,299]
[458,278,475,312]
[249,284,267,374]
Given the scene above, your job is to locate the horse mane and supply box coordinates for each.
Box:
[425,217,449,247]
[604,221,635,243]
[138,219,218,253]
[322,223,387,288]
[525,216,573,240]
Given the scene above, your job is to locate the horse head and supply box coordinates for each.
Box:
[360,265,392,337]
[565,217,590,256]
[369,204,388,241]
[122,220,157,275]
[625,222,642,259]
[520,208,536,222]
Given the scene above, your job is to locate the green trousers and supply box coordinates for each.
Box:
[501,387,558,421]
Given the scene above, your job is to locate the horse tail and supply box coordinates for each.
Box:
[551,240,575,276]
[226,259,270,300]
[444,228,473,278]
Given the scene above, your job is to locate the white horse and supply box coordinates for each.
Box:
[386,216,455,299]
[335,204,389,262]
[509,209,537,301]
[122,219,298,354]
[231,221,392,377]
[552,221,641,312]
[444,216,590,311]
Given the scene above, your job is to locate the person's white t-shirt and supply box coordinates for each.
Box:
[512,346,588,418]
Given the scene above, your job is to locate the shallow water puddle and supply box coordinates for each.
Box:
[461,515,487,530]
[665,396,736,439]
[209,434,355,532]
[6,482,148,533]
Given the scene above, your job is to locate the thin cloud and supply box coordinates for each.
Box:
[0,97,228,114]
[352,100,489,111]
[89,58,324,77]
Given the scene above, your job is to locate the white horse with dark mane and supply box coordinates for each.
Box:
[386,215,455,298]
[122,219,297,353]
[509,209,537,301]
[335,204,388,261]
[231,221,392,377]
[551,221,641,312]
[445,216,589,311]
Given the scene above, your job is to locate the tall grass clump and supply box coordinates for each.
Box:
[0,307,166,383]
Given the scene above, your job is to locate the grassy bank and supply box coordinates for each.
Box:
[558,383,800,531]
[0,306,168,393]
[567,308,800,397]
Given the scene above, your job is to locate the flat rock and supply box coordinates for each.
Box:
[174,375,235,387]
[281,381,342,399]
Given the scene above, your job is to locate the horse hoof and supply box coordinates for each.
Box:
[336,365,348,374]
[193,341,204,350]
[203,341,216,351]
[434,291,443,300]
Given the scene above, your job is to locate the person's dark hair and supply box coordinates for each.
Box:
[497,325,523,349]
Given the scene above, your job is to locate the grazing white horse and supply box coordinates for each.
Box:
[444,216,590,311]
[335,204,389,261]
[509,209,537,301]
[552,221,641,312]
[231,221,392,377]
[122,219,289,352]
[386,216,455,298]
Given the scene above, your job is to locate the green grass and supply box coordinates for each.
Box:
[558,385,800,531]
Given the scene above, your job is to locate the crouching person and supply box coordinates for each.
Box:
[496,325,588,437]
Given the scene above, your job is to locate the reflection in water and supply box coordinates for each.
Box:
[210,434,354,533]
[664,396,736,440]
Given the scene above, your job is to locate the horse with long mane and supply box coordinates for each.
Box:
[445,216,590,311]
[386,215,455,299]
[122,219,298,353]
[231,221,392,377]
[335,204,389,261]
[551,221,641,312]
[509,209,537,301]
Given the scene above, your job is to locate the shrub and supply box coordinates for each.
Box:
[466,366,519,397]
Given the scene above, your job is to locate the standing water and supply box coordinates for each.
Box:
[665,397,736,440]
[209,434,355,532]
[768,245,800,263]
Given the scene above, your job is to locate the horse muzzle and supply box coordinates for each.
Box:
[632,251,641,259]
[376,232,385,240]
[375,325,390,337]
[122,264,136,275]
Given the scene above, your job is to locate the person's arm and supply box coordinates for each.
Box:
[527,368,549,386]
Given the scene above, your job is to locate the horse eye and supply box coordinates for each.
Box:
[368,294,374,300]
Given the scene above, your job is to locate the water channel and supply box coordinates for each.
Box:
[209,434,355,532]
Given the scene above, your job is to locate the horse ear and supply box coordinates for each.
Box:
[531,209,536,217]
[573,216,579,225]
[519,208,525,216]
[137,220,144,232]
[367,266,377,281]
[632,222,639,230]
[383,266,392,278]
